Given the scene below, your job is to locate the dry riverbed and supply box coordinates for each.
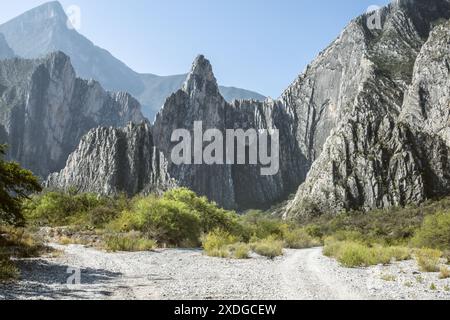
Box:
[0,245,449,300]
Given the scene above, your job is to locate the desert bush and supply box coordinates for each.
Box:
[251,236,284,258]
[202,229,238,258]
[336,242,378,267]
[283,228,321,249]
[23,191,123,228]
[0,225,49,281]
[0,225,46,258]
[323,239,410,268]
[323,237,343,257]
[386,246,411,262]
[163,188,241,235]
[414,248,442,272]
[104,233,156,252]
[298,197,450,246]
[239,210,289,241]
[114,196,201,247]
[411,212,450,251]
[227,243,250,259]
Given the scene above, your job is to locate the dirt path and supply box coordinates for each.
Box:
[279,248,367,300]
[0,245,448,300]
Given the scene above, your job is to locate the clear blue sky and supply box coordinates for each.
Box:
[0,0,390,97]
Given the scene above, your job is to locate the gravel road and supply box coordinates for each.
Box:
[0,245,449,300]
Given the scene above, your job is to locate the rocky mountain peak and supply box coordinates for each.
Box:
[18,1,67,26]
[182,55,219,96]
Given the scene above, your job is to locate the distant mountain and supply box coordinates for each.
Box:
[0,1,265,120]
[0,52,144,177]
[0,34,14,59]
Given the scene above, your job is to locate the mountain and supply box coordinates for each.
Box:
[285,0,450,217]
[48,55,306,209]
[0,51,144,177]
[46,122,175,196]
[0,34,14,59]
[0,1,265,120]
[47,0,450,214]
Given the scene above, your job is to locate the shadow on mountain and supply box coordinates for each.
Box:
[0,259,123,300]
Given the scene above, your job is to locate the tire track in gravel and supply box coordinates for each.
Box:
[279,248,369,300]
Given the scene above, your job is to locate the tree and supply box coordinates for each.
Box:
[0,145,42,225]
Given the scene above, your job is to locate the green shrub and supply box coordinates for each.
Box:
[114,196,201,247]
[251,237,284,258]
[411,212,450,250]
[23,191,123,227]
[202,229,238,257]
[386,246,411,262]
[336,242,377,267]
[414,248,442,272]
[324,239,410,268]
[163,188,241,235]
[283,228,321,249]
[299,197,450,246]
[104,233,156,252]
[240,211,288,241]
[323,237,343,257]
[227,243,250,259]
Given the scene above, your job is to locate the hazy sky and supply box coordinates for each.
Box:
[0,0,391,97]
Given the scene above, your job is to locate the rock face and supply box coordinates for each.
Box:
[0,51,144,177]
[46,122,175,195]
[46,0,450,214]
[152,55,307,210]
[286,0,450,217]
[0,1,265,120]
[0,34,14,59]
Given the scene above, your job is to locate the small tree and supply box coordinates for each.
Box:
[0,145,42,225]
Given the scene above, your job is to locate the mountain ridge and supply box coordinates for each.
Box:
[0,1,265,120]
[0,51,144,177]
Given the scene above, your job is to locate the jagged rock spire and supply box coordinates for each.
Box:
[182,55,219,96]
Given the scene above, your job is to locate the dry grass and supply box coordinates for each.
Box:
[104,233,156,252]
[323,239,411,268]
[251,237,284,259]
[414,248,442,272]
[439,266,450,279]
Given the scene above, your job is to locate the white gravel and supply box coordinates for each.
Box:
[0,245,449,300]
